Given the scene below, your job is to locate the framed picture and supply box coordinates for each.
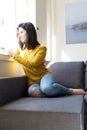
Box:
[65,1,87,44]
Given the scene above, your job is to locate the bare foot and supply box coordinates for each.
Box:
[70,88,87,95]
[31,88,41,97]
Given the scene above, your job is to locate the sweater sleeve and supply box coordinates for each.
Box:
[13,45,47,68]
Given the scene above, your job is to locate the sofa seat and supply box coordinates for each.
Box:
[0,95,84,130]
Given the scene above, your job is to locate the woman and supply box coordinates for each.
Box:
[8,22,87,97]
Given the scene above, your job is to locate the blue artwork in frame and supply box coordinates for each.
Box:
[65,1,87,44]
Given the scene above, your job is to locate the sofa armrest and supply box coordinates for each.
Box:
[0,76,28,106]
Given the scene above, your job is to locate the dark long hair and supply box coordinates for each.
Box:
[17,22,40,50]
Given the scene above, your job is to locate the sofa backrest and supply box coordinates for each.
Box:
[47,61,85,89]
[0,76,28,106]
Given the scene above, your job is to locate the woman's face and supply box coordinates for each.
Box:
[18,27,27,43]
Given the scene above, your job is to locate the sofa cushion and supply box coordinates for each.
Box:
[0,95,84,130]
[47,61,85,89]
[0,95,83,113]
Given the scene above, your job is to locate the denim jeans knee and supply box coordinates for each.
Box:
[28,84,45,97]
[40,74,56,95]
[28,84,40,96]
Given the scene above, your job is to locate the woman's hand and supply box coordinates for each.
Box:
[8,50,15,57]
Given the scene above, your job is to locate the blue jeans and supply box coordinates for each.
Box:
[28,74,71,97]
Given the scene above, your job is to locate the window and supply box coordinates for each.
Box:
[0,0,16,54]
[0,0,36,55]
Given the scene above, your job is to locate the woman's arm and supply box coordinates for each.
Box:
[8,45,47,69]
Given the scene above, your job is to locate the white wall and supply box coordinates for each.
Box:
[36,0,87,61]
[36,0,47,45]
[54,0,87,61]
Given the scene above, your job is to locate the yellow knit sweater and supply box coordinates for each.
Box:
[13,44,52,85]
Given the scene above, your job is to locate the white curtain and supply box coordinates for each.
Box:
[46,0,56,61]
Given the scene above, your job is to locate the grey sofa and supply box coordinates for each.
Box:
[0,61,87,130]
